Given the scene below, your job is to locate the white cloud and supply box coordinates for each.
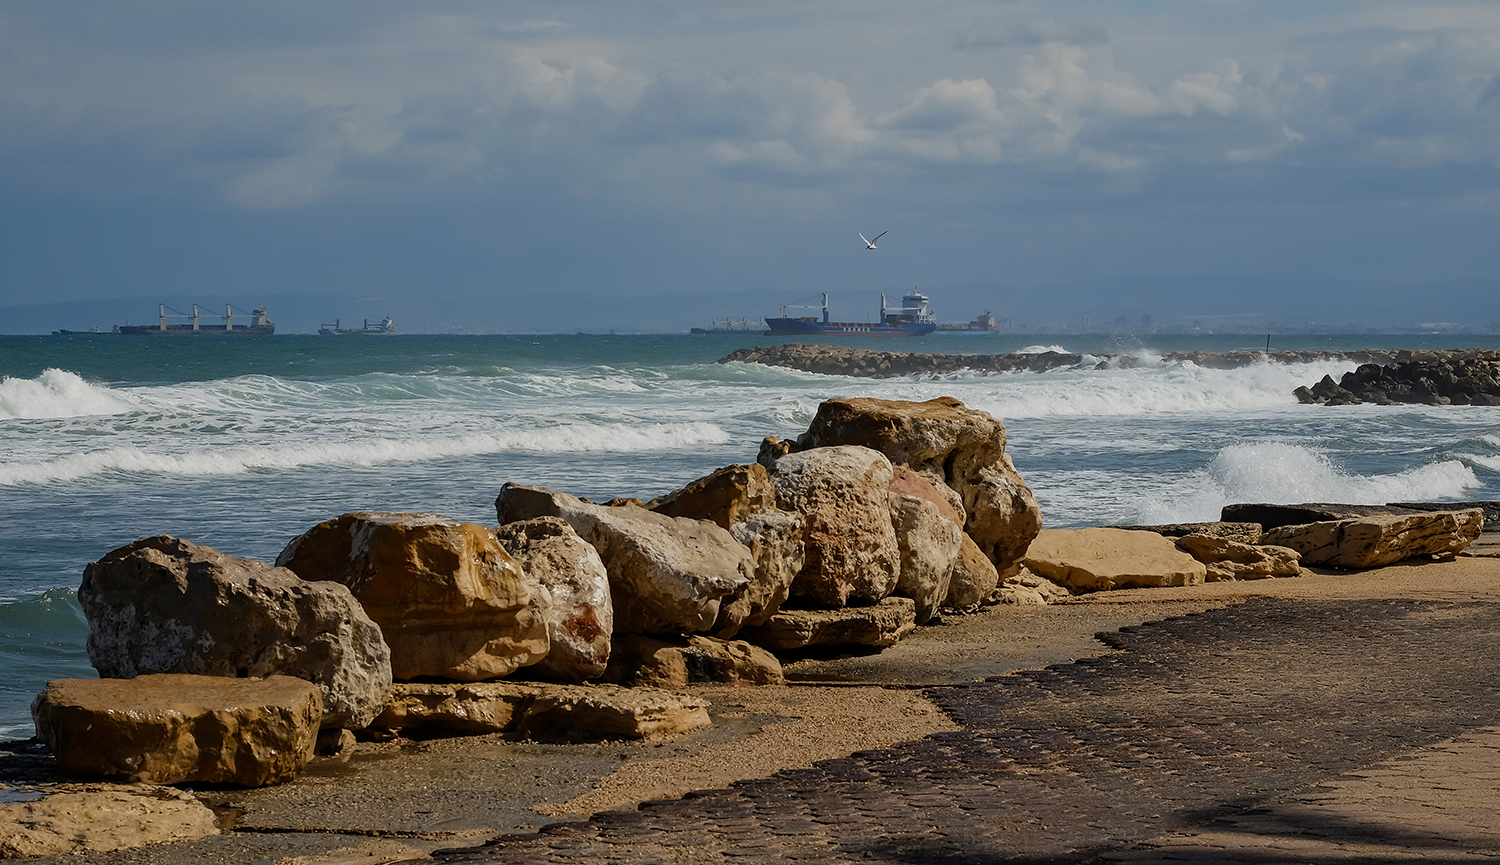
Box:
[877,78,1004,131]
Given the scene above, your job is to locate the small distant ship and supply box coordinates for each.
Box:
[935,311,1000,332]
[113,304,275,335]
[319,317,396,336]
[691,316,765,334]
[763,292,937,337]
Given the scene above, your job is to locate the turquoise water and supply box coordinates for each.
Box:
[3,331,1499,738]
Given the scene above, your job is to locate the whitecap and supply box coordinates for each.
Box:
[0,369,133,419]
[0,422,732,486]
[1134,441,1480,525]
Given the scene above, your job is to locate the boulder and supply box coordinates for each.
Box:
[604,634,784,689]
[373,681,710,740]
[716,509,805,638]
[0,784,220,858]
[277,513,549,682]
[1122,522,1263,545]
[795,396,1042,572]
[764,446,901,608]
[889,482,962,624]
[1221,502,1410,530]
[78,535,390,730]
[1174,535,1306,581]
[1023,528,1207,592]
[986,567,1073,605]
[1261,509,1484,568]
[32,674,321,787]
[493,517,613,682]
[647,463,776,529]
[739,597,918,650]
[943,534,1001,608]
[496,484,752,636]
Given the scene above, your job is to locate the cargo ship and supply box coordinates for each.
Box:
[114,304,275,336]
[691,316,764,334]
[763,292,937,337]
[319,317,396,335]
[935,311,1000,332]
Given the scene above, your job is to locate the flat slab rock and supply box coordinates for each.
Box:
[32,674,322,787]
[0,783,219,858]
[1261,508,1483,569]
[1024,527,1208,592]
[374,681,711,740]
[738,596,918,650]
[1120,521,1263,545]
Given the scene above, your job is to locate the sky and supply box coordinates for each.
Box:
[3,2,1499,329]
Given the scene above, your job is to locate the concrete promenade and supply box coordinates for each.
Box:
[442,593,1500,864]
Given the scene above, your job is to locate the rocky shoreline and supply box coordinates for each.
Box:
[719,342,1500,384]
[3,394,1495,862]
[1293,352,1500,406]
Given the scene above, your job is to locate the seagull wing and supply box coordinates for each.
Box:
[859,233,872,246]
[872,230,889,243]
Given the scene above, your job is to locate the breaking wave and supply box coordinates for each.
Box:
[1134,441,1480,525]
[0,422,730,487]
[0,369,133,419]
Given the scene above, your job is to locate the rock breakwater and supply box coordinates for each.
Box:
[1292,351,1500,406]
[720,343,1409,378]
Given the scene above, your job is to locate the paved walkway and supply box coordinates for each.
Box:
[439,598,1500,863]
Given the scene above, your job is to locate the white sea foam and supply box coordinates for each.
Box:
[943,359,1359,419]
[1456,452,1500,473]
[0,422,731,486]
[1017,344,1072,355]
[0,369,134,419]
[1134,441,1480,524]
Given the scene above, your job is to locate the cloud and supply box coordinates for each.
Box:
[1,1,1498,306]
[952,17,1109,50]
[877,79,1004,131]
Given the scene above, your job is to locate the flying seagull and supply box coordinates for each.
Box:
[860,230,889,249]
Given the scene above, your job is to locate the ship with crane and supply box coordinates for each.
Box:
[763,291,937,336]
[102,303,276,335]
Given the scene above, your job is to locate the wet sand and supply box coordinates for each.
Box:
[11,554,1500,864]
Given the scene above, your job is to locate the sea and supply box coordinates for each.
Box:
[4,330,1500,739]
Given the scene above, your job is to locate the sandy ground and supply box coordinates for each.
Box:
[8,553,1500,864]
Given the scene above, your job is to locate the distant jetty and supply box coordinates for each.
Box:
[718,343,1499,378]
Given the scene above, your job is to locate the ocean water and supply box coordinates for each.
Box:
[3,331,1499,738]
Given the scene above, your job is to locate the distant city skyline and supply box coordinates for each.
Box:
[1,2,1497,323]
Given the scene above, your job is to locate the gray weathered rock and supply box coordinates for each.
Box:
[604,634,784,689]
[739,597,918,650]
[795,396,1042,573]
[78,535,390,729]
[32,674,322,787]
[493,517,613,682]
[277,512,549,683]
[1023,528,1207,592]
[765,446,900,608]
[1174,535,1306,581]
[717,509,804,638]
[889,488,962,624]
[373,681,710,740]
[1261,509,1483,568]
[0,784,220,859]
[496,484,752,635]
